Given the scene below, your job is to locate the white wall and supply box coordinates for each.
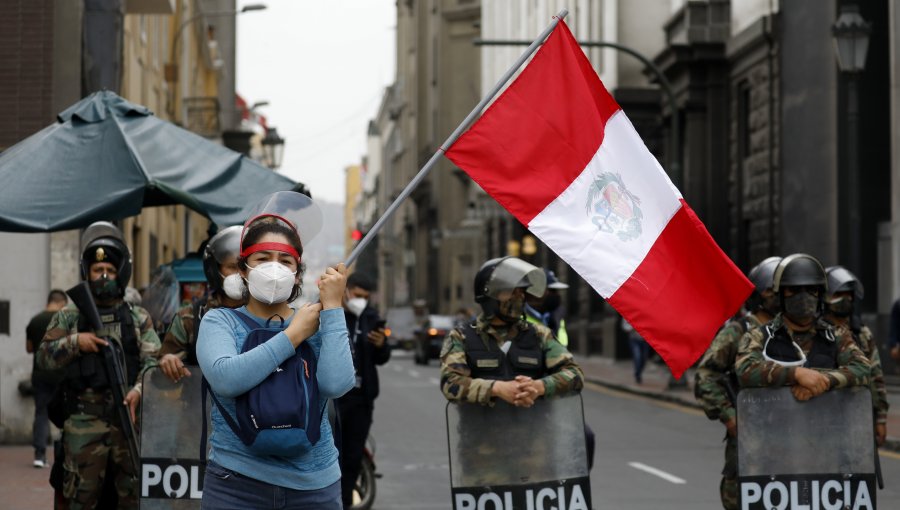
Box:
[0,233,51,442]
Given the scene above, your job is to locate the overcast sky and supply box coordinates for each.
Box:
[236,0,396,204]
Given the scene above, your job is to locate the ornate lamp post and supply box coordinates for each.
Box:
[832,3,870,274]
[261,127,286,170]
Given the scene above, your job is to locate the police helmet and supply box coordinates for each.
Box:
[771,253,827,293]
[202,225,242,292]
[79,222,132,296]
[474,257,547,316]
[825,265,864,300]
[744,256,781,312]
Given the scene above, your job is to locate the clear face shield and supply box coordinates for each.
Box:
[762,336,808,367]
[484,258,547,299]
[240,191,323,249]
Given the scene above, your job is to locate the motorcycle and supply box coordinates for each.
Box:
[351,435,380,510]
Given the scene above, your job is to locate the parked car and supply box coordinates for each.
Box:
[413,314,456,365]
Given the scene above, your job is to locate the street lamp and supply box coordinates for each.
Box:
[165,3,267,84]
[262,127,286,170]
[832,4,870,275]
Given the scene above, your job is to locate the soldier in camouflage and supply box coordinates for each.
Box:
[735,254,870,401]
[823,265,889,446]
[440,257,583,407]
[37,222,160,510]
[158,226,244,382]
[694,256,780,510]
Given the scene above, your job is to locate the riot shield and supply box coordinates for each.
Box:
[737,387,876,510]
[446,394,591,510]
[140,367,208,509]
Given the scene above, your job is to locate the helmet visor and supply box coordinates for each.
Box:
[207,225,242,264]
[80,222,124,253]
[825,266,864,300]
[485,258,547,299]
[241,191,323,247]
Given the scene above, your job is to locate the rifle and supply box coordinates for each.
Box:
[66,282,141,476]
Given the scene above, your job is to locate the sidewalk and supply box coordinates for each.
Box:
[0,445,54,510]
[577,355,900,452]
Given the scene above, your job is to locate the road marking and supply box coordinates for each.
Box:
[628,462,686,484]
[584,381,705,417]
[408,369,420,378]
[429,377,440,386]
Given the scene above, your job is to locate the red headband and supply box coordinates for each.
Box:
[240,242,300,261]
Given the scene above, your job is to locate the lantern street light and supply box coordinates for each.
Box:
[832,3,870,275]
[262,127,286,170]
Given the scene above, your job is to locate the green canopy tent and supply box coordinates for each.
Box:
[0,91,306,232]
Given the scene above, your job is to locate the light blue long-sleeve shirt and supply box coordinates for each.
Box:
[197,306,355,490]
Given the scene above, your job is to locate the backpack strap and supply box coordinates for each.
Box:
[199,308,262,460]
[224,308,261,332]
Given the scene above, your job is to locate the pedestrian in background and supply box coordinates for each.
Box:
[889,296,900,363]
[25,289,68,468]
[622,319,650,384]
[337,271,391,508]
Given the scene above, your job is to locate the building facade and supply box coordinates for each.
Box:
[0,0,240,442]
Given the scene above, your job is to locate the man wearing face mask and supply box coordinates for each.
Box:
[158,226,245,382]
[37,222,161,509]
[525,268,569,346]
[334,272,390,508]
[823,266,888,446]
[440,257,583,406]
[694,256,780,510]
[735,254,870,403]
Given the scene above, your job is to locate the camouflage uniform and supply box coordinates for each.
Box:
[832,324,889,425]
[694,314,764,510]
[735,314,870,390]
[439,314,583,404]
[159,295,224,362]
[37,303,160,510]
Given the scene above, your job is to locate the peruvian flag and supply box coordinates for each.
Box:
[445,21,752,378]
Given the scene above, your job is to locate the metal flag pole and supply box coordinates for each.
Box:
[344,8,570,267]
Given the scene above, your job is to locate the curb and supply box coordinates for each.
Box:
[585,376,900,454]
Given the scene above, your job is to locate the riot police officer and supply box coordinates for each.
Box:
[694,256,780,510]
[158,225,245,382]
[823,265,889,445]
[440,257,583,406]
[735,253,870,399]
[37,221,161,509]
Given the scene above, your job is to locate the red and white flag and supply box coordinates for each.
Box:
[445,21,752,378]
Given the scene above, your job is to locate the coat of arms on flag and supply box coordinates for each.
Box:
[586,172,642,242]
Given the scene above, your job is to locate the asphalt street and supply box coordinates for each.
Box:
[370,350,900,510]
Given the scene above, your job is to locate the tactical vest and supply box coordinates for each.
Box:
[762,324,839,369]
[67,303,141,391]
[462,324,546,381]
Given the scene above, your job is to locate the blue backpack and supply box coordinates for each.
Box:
[202,308,323,457]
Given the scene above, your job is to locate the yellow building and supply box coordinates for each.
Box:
[344,164,363,258]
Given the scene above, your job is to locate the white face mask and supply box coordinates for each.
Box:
[221,273,245,301]
[346,297,368,316]
[245,261,297,305]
